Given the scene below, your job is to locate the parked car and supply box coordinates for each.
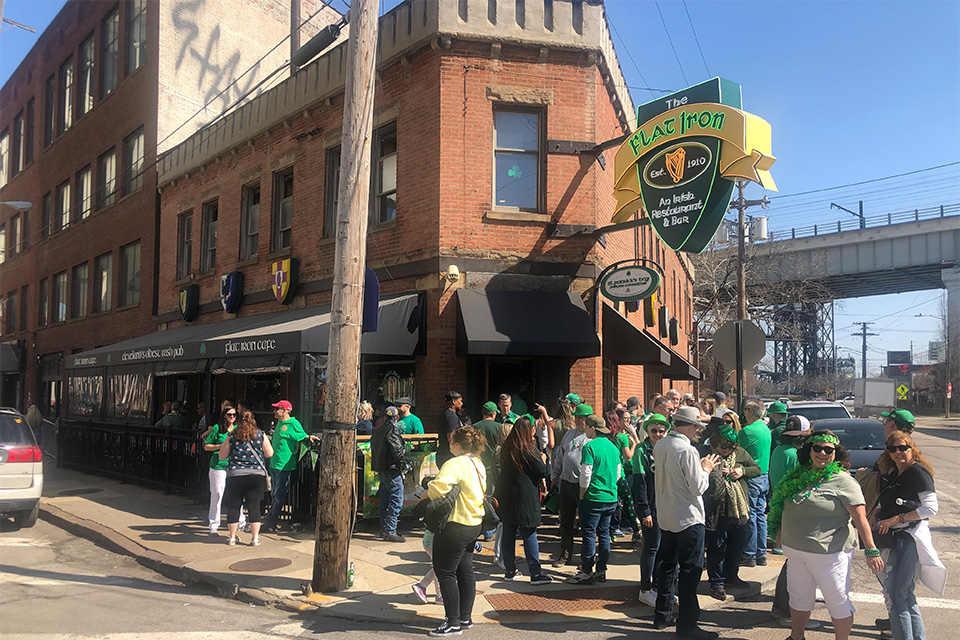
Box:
[809,418,886,470]
[787,400,852,422]
[0,408,44,528]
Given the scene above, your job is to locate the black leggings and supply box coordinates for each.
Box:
[432,521,482,626]
[224,474,266,524]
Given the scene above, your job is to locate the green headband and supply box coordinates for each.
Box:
[809,433,840,446]
[521,414,536,425]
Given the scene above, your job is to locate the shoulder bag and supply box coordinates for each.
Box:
[423,484,462,533]
[245,434,273,492]
[467,456,500,530]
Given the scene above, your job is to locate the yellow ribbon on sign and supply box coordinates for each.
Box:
[611,103,778,224]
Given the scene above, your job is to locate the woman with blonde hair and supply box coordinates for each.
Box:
[872,432,944,640]
[356,401,374,435]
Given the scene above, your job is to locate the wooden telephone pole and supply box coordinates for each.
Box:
[313,0,379,593]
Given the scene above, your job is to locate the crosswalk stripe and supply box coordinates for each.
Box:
[816,590,960,610]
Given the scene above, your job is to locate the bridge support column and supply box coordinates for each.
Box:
[941,267,960,415]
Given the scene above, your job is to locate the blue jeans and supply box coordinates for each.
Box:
[743,474,769,560]
[656,524,705,631]
[705,516,749,588]
[501,522,542,577]
[884,533,926,640]
[579,500,616,574]
[378,469,404,536]
[263,468,294,528]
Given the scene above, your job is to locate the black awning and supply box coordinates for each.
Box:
[456,289,600,357]
[210,354,298,375]
[0,343,21,373]
[154,359,207,376]
[646,348,703,381]
[601,304,671,366]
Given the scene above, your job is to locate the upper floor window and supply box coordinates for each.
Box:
[8,214,20,259]
[19,285,28,332]
[38,278,49,327]
[52,271,67,323]
[41,192,52,239]
[200,200,218,272]
[371,123,397,226]
[119,241,140,307]
[55,179,71,233]
[122,127,144,195]
[239,182,260,260]
[493,109,543,211]
[71,263,89,319]
[4,290,18,334]
[75,166,92,221]
[0,129,8,188]
[20,207,30,252]
[24,99,34,166]
[98,148,116,209]
[0,224,5,264]
[94,252,113,313]
[44,75,56,147]
[11,111,23,176]
[58,58,74,135]
[176,211,192,280]
[101,8,119,97]
[272,168,293,252]
[78,35,96,117]
[128,0,147,74]
[323,147,340,238]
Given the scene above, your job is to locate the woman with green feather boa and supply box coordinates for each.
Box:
[770,430,884,640]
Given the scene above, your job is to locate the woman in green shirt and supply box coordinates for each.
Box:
[203,406,244,535]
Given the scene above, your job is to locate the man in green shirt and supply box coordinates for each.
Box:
[396,397,424,434]
[567,414,621,585]
[766,401,788,455]
[474,401,502,472]
[262,400,318,531]
[737,399,771,566]
[496,393,520,424]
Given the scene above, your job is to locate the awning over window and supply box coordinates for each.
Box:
[456,289,600,357]
[0,343,21,373]
[646,350,702,381]
[601,304,702,380]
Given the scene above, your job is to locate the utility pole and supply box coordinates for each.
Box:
[313,0,378,593]
[830,200,865,230]
[728,181,769,412]
[852,322,877,379]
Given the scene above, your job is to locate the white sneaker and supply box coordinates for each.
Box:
[639,589,658,607]
[778,618,822,630]
[250,538,260,547]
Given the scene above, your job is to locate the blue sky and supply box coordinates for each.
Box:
[3,0,958,375]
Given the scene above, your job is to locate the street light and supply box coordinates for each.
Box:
[916,312,951,418]
[0,201,33,211]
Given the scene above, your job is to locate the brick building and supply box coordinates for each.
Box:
[0,0,338,416]
[65,0,700,433]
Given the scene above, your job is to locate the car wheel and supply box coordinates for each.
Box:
[12,504,39,529]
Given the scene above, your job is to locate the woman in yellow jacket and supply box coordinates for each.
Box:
[426,426,487,637]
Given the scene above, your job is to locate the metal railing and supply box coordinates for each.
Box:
[767,203,959,241]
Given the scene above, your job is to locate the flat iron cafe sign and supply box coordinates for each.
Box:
[612,78,777,253]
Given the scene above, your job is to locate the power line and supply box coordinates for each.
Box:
[608,18,662,101]
[770,161,960,201]
[655,1,689,85]
[682,0,710,77]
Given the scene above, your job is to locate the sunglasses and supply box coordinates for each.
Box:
[723,419,735,425]
[886,444,911,453]
[226,412,237,417]
[649,428,668,434]
[811,444,836,455]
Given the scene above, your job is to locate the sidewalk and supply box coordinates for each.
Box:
[37,460,782,626]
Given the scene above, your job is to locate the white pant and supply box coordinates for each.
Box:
[783,545,855,620]
[209,468,246,532]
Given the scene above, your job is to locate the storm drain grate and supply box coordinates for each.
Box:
[228,557,293,572]
[484,585,636,613]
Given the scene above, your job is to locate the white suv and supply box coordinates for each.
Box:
[786,400,852,422]
[0,408,43,528]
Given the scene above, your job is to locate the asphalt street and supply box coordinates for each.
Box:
[1,423,958,640]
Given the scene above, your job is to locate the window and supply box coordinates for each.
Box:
[71,263,88,318]
[122,127,144,195]
[94,253,112,313]
[98,148,116,208]
[58,58,74,135]
[75,166,92,221]
[176,211,192,280]
[24,99,34,165]
[324,148,340,238]
[21,207,30,251]
[79,35,95,117]
[12,111,23,176]
[55,179,71,233]
[0,225,5,263]
[38,278,49,327]
[0,129,8,188]
[119,241,140,306]
[239,182,260,259]
[371,123,397,225]
[101,8,119,97]
[493,109,543,211]
[41,192,52,239]
[5,291,17,333]
[8,214,20,258]
[52,271,67,323]
[44,75,55,147]
[200,200,218,272]
[19,285,27,332]
[272,168,293,252]
[128,0,146,74]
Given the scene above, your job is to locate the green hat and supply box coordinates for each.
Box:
[717,424,738,445]
[481,401,498,414]
[642,413,670,431]
[768,401,788,414]
[881,408,915,429]
[565,392,581,405]
[573,403,593,416]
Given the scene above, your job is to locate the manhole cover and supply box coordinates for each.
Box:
[228,557,293,572]
[485,585,635,613]
[57,488,104,497]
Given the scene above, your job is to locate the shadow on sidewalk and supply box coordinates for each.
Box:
[0,563,202,596]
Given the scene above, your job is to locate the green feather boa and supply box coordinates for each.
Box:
[768,461,844,534]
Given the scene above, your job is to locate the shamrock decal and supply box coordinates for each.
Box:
[508,165,522,179]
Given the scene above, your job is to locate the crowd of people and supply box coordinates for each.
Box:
[195,389,945,640]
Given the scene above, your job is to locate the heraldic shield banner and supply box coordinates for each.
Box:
[611,78,777,254]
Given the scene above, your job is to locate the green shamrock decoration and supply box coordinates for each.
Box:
[508,165,522,179]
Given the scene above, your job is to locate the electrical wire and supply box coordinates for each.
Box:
[770,162,960,201]
[682,0,710,77]
[608,18,667,101]
[655,1,689,85]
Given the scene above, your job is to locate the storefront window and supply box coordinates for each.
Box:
[362,360,415,410]
[107,370,152,421]
[68,375,103,417]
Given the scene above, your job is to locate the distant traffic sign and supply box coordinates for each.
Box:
[897,384,910,400]
[713,320,766,370]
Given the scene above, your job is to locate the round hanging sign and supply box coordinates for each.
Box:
[599,265,662,302]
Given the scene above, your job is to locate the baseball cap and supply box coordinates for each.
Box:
[271,400,293,411]
[626,396,641,411]
[712,392,726,403]
[481,401,498,414]
[768,401,788,414]
[782,415,811,436]
[881,408,915,429]
[642,414,671,431]
[585,414,609,433]
[573,403,593,416]
[385,406,399,419]
[396,396,412,406]
[672,406,704,427]
[565,392,581,405]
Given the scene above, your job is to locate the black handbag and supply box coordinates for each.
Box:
[468,457,500,531]
[423,485,461,533]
